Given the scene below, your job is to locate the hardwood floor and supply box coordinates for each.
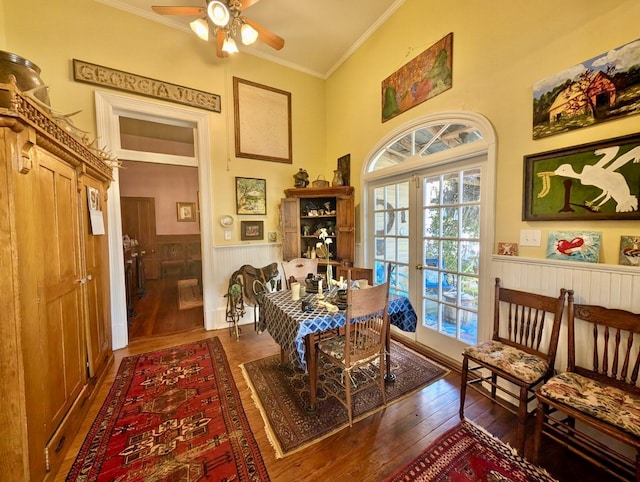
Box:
[53,284,617,481]
[127,275,204,340]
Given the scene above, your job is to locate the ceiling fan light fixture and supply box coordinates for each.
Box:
[189,18,210,41]
[222,35,239,54]
[207,1,230,27]
[240,23,258,45]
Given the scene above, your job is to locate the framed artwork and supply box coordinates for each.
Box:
[546,231,601,263]
[619,235,640,266]
[497,242,518,256]
[337,153,351,186]
[523,133,640,221]
[177,202,196,222]
[240,220,264,241]
[533,38,640,139]
[233,77,292,164]
[235,177,266,215]
[381,32,453,122]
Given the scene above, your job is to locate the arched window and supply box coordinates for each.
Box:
[363,112,496,361]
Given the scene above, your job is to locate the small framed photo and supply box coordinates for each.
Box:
[241,220,264,241]
[236,177,267,215]
[497,242,518,256]
[268,231,277,242]
[177,202,196,222]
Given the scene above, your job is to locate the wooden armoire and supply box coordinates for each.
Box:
[0,83,113,480]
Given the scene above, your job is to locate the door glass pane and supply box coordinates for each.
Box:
[422,169,480,344]
[374,180,410,298]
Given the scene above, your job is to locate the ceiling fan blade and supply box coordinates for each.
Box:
[151,6,206,16]
[243,18,284,51]
[239,0,262,10]
[216,29,229,58]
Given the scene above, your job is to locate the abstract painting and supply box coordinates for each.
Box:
[533,38,640,139]
[381,33,453,122]
[546,231,601,263]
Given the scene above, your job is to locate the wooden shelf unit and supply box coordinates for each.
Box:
[281,186,355,267]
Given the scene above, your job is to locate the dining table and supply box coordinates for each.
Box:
[258,287,418,411]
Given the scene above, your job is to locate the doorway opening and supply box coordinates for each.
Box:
[95,91,214,350]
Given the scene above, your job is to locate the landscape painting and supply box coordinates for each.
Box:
[381,33,453,122]
[533,38,640,139]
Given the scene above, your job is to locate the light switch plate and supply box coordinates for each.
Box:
[520,229,541,247]
[224,230,231,240]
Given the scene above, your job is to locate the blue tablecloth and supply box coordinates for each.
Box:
[260,290,417,371]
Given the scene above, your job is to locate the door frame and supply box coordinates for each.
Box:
[361,111,497,361]
[95,91,214,349]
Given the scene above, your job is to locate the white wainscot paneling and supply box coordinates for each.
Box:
[210,243,283,330]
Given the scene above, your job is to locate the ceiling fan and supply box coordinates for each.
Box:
[152,0,284,58]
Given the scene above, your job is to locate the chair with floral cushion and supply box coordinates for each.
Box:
[533,301,640,481]
[459,277,569,454]
[315,264,391,426]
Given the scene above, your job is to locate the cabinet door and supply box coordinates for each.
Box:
[81,177,112,378]
[281,197,300,260]
[36,151,86,436]
[336,196,355,264]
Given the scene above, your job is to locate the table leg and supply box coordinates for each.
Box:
[384,326,396,382]
[305,334,317,411]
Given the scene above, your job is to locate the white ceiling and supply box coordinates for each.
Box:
[98,0,405,78]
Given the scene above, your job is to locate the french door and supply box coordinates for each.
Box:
[370,156,485,361]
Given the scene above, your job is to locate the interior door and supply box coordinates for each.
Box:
[120,196,158,279]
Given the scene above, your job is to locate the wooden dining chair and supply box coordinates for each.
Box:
[533,301,640,481]
[315,265,391,426]
[281,258,318,289]
[459,277,569,454]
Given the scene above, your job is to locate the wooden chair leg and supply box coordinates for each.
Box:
[459,356,469,419]
[346,370,353,426]
[379,353,386,405]
[516,385,528,454]
[491,372,498,400]
[533,403,546,464]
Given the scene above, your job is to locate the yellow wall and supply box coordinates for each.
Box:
[1,0,326,245]
[326,0,640,264]
[3,0,640,263]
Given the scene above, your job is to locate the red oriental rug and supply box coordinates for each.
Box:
[66,337,270,481]
[384,420,558,482]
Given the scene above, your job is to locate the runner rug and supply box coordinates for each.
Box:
[384,420,558,482]
[241,341,448,458]
[177,278,203,310]
[66,337,270,481]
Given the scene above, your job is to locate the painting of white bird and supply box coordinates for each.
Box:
[552,145,640,212]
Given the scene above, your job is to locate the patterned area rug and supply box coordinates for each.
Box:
[384,420,558,482]
[241,341,448,458]
[66,337,270,481]
[177,278,203,310]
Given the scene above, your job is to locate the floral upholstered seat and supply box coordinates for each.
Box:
[533,303,640,480]
[538,372,640,438]
[462,340,549,384]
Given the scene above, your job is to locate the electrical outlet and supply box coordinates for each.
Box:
[519,229,541,247]
[224,230,231,240]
